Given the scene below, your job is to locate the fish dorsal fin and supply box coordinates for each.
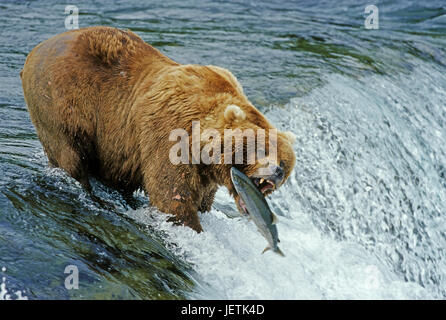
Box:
[271,212,279,225]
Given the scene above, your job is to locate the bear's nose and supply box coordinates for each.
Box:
[275,165,284,179]
[269,164,284,186]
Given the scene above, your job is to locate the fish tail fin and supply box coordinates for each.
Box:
[261,246,271,254]
[276,247,285,257]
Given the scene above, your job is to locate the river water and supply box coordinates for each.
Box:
[1,0,446,299]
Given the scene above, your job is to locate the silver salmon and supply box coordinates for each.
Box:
[230,167,284,256]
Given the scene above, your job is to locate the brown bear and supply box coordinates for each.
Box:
[21,26,296,232]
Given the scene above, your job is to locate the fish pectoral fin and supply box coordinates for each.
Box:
[271,213,279,225]
[261,246,271,254]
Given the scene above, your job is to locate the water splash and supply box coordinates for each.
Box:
[126,194,432,299]
[265,61,446,298]
[0,267,28,300]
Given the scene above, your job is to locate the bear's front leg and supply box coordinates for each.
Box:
[166,196,203,233]
[144,176,203,232]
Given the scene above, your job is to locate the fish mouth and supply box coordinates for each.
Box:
[237,177,276,215]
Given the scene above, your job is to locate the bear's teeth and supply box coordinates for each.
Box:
[260,181,275,193]
[259,178,265,184]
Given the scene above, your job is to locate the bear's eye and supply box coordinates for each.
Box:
[279,160,285,169]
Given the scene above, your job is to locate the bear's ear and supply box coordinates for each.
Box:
[224,104,246,122]
[282,131,296,145]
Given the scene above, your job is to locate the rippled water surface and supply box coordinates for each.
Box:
[1,0,446,299]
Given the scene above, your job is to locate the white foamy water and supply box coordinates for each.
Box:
[126,191,431,299]
[0,268,28,300]
[270,61,446,298]
[126,61,446,299]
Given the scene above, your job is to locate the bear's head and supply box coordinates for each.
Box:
[216,103,296,215]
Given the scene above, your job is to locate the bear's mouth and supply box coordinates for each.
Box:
[252,177,276,194]
[237,177,275,215]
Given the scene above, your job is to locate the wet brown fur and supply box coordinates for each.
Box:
[21,26,295,232]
